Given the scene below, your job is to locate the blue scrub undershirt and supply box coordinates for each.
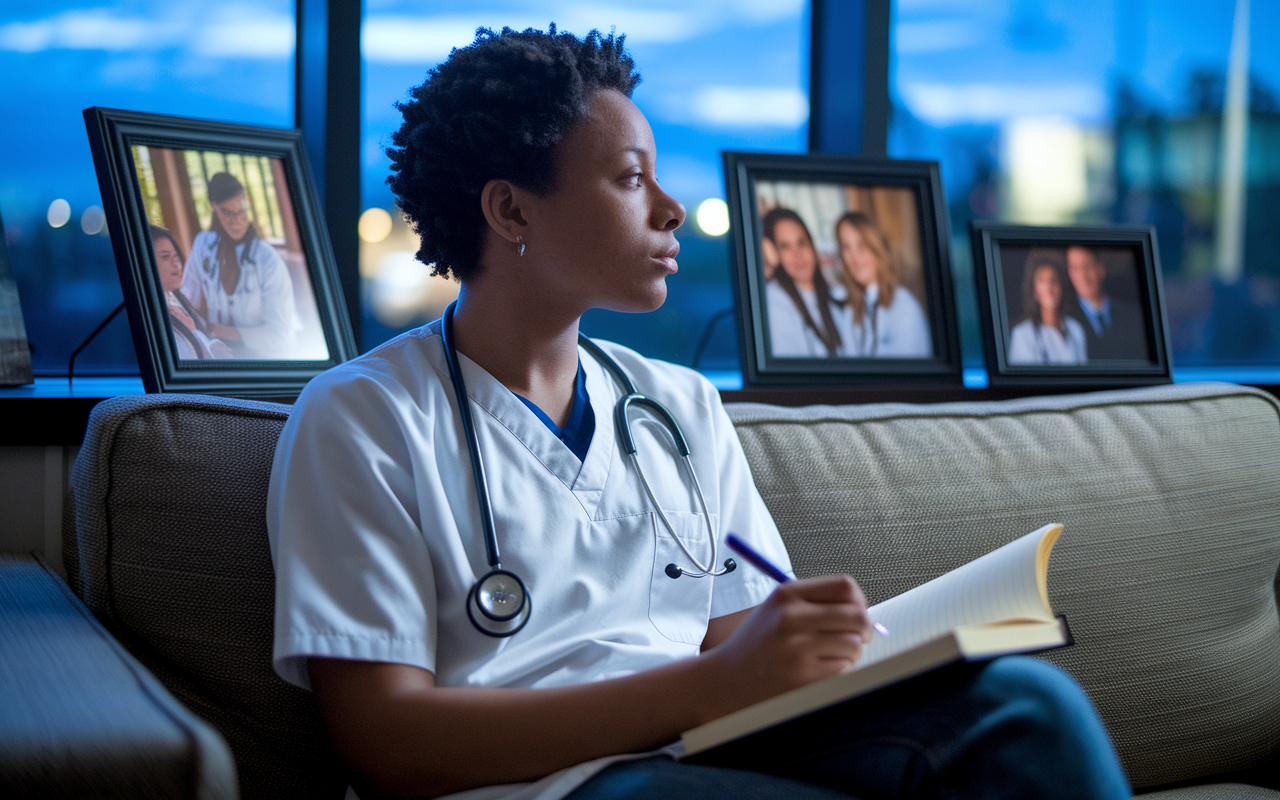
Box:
[513,362,595,462]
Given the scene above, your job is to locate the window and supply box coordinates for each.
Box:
[359,1,809,376]
[890,0,1280,380]
[0,1,295,375]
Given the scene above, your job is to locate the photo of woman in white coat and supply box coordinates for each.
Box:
[1007,250,1088,365]
[181,171,302,359]
[833,211,931,358]
[761,207,850,358]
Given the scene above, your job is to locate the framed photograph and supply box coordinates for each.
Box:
[0,207,34,386]
[723,151,961,387]
[84,107,356,399]
[971,222,1171,388]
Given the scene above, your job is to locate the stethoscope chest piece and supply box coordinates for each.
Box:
[468,569,531,637]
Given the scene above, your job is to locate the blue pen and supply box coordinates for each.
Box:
[725,533,888,637]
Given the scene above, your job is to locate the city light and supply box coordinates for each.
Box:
[47,198,70,228]
[695,198,730,236]
[359,207,393,243]
[80,205,105,235]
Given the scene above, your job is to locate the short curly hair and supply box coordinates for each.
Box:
[386,25,641,281]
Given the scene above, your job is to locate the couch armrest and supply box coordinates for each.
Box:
[0,552,237,799]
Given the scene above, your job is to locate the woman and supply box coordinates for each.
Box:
[181,171,301,359]
[761,208,850,357]
[151,225,230,360]
[1007,250,1088,365]
[266,25,1128,800]
[834,211,931,357]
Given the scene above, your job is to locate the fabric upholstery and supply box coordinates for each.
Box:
[66,394,347,800]
[0,552,236,799]
[1140,786,1280,799]
[726,382,1280,790]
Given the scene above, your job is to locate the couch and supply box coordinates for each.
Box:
[28,381,1280,797]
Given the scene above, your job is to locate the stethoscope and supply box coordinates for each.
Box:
[439,301,736,638]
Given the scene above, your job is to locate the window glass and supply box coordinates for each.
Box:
[0,1,294,375]
[360,1,808,374]
[890,0,1280,380]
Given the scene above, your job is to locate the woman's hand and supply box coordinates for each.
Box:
[695,575,873,724]
[210,322,242,342]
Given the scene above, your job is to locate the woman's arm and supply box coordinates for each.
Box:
[233,244,299,356]
[309,574,871,800]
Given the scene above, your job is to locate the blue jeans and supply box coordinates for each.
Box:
[567,656,1131,799]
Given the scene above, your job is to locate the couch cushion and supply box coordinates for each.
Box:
[1140,785,1280,799]
[67,394,347,800]
[726,382,1280,790]
[0,552,236,799]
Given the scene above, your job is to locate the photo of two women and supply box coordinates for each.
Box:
[755,181,934,361]
[999,245,1152,366]
[131,145,331,362]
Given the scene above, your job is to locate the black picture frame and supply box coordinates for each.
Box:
[0,207,34,387]
[970,222,1171,388]
[84,107,356,399]
[722,151,961,388]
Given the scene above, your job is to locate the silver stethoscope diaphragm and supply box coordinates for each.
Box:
[467,569,532,636]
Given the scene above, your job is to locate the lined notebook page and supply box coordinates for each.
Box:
[857,523,1062,667]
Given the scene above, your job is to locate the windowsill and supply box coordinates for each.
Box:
[0,377,147,446]
[3,369,1278,447]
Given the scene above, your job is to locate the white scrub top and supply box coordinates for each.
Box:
[765,280,852,357]
[267,320,791,800]
[182,231,301,359]
[1007,316,1088,364]
[841,284,932,358]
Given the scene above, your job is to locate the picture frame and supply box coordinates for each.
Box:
[970,222,1172,388]
[722,151,961,388]
[0,207,34,387]
[84,106,357,399]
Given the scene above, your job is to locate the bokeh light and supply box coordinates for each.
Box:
[695,198,730,236]
[80,204,106,235]
[359,207,394,243]
[47,198,71,228]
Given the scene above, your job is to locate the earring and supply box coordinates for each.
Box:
[516,236,526,257]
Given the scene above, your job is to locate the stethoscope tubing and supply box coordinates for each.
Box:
[440,303,502,570]
[441,300,732,639]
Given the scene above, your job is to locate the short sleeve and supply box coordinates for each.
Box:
[702,383,793,619]
[266,368,439,689]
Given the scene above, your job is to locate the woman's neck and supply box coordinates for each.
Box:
[449,282,583,428]
[1041,308,1061,329]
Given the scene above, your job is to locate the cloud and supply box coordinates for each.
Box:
[361,16,506,64]
[361,1,809,64]
[0,10,180,52]
[688,86,809,128]
[895,20,982,54]
[0,6,292,59]
[899,82,1108,125]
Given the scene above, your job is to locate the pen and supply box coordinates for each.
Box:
[725,533,888,638]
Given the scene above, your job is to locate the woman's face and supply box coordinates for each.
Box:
[772,219,817,284]
[1033,265,1062,318]
[519,89,685,313]
[154,236,184,293]
[837,221,879,288]
[212,193,251,241]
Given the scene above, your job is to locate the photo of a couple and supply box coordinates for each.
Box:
[1001,245,1150,366]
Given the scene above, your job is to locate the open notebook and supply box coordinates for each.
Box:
[682,523,1068,758]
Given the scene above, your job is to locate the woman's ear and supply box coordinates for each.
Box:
[480,179,530,245]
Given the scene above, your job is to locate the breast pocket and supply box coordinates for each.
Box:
[648,511,717,645]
